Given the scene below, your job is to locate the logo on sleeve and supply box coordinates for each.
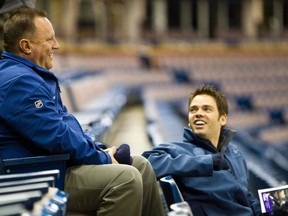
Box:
[34,100,43,108]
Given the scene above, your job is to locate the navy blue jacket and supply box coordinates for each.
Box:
[143,127,261,216]
[0,51,111,165]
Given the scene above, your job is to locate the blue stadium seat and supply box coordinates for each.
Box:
[269,108,286,125]
[235,95,254,110]
[160,175,184,210]
[172,69,192,84]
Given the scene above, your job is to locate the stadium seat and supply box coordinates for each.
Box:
[0,170,69,215]
[0,175,55,188]
[0,203,30,216]
[0,190,43,211]
[269,108,286,125]
[172,69,192,84]
[235,95,254,111]
[0,154,70,190]
[0,182,50,195]
[159,175,185,210]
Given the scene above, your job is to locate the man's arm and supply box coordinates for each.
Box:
[2,74,112,165]
[142,143,213,179]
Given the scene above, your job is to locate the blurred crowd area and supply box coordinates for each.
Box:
[34,0,288,49]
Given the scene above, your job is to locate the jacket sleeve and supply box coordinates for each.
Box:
[3,74,112,165]
[142,143,213,179]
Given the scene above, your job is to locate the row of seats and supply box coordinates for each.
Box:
[0,158,69,215]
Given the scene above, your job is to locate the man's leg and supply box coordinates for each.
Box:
[65,164,143,216]
[132,155,166,216]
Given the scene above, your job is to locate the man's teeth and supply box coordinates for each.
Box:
[49,53,53,58]
[195,120,205,125]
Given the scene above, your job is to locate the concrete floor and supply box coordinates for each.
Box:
[105,104,153,155]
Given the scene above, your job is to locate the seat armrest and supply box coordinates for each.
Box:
[1,154,70,167]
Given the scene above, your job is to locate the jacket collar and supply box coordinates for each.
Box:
[1,51,59,83]
[183,127,236,153]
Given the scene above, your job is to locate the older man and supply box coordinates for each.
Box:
[0,8,165,216]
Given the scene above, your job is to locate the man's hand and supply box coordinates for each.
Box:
[104,147,119,164]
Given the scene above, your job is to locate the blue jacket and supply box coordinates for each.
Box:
[0,51,111,165]
[142,127,261,216]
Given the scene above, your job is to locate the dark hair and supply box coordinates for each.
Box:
[188,85,229,117]
[3,7,47,52]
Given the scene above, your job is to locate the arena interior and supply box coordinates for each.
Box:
[1,0,288,215]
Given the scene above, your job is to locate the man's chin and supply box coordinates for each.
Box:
[193,127,204,134]
[193,130,206,139]
[46,63,53,70]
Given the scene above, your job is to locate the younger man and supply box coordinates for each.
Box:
[143,85,261,216]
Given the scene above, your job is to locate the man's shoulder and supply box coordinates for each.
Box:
[151,141,196,153]
[2,63,40,81]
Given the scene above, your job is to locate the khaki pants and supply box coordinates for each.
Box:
[65,155,165,216]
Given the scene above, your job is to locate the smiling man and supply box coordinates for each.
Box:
[143,85,261,216]
[3,9,59,70]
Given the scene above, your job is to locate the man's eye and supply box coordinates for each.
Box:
[190,108,196,112]
[204,107,212,112]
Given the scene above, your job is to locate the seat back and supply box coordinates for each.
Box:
[0,169,60,187]
[160,175,184,210]
[0,182,50,195]
[0,176,55,188]
[0,190,43,210]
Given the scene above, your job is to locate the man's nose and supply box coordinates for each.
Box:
[195,109,204,116]
[53,38,60,49]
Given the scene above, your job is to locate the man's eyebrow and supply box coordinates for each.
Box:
[189,104,214,110]
[190,104,212,107]
[203,104,212,107]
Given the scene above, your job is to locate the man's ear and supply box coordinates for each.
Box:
[220,114,227,126]
[19,39,32,55]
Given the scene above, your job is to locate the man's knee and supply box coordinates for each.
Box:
[117,165,143,190]
[132,155,155,176]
